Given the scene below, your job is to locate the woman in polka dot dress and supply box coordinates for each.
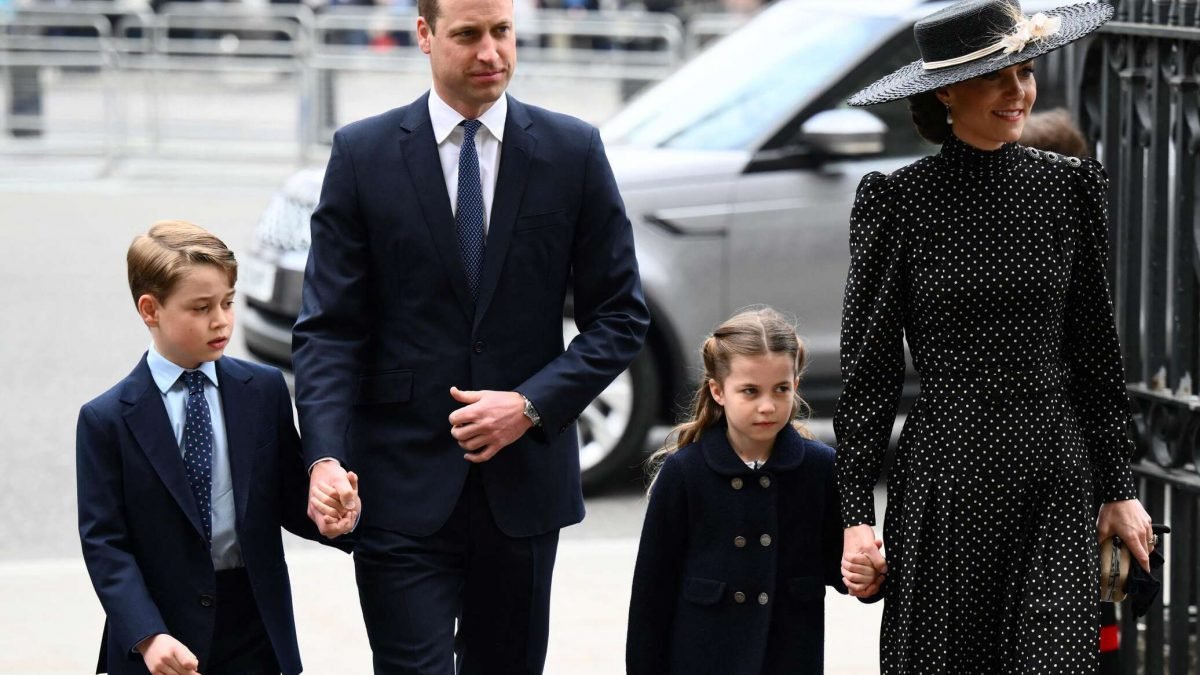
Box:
[834,1,1156,672]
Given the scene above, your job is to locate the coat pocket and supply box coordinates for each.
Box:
[787,576,826,603]
[354,370,414,405]
[515,209,566,232]
[681,577,726,606]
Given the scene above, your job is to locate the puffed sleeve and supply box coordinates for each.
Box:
[626,454,689,675]
[834,171,908,527]
[1065,159,1137,502]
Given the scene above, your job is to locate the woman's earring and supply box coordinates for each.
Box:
[946,105,953,125]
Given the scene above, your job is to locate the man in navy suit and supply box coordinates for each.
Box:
[77,221,355,675]
[291,0,649,669]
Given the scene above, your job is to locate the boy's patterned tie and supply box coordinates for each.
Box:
[181,370,213,548]
[456,119,486,300]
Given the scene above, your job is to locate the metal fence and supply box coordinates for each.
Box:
[0,2,726,169]
[1082,0,1200,671]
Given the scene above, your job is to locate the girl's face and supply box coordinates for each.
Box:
[709,353,798,460]
[937,62,1038,150]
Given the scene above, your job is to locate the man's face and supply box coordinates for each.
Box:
[418,0,515,119]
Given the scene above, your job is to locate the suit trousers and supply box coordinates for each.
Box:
[208,568,280,675]
[353,466,560,675]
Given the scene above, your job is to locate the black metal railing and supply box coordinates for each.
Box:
[1079,1,1200,672]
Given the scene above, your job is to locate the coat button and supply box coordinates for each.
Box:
[760,534,772,547]
[199,594,214,608]
[734,535,747,548]
[733,591,746,604]
[758,592,769,605]
[731,477,743,490]
[472,340,485,354]
[759,475,771,488]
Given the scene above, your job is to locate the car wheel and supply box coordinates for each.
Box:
[562,317,660,491]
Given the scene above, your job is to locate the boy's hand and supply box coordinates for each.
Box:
[137,633,200,675]
[312,471,359,537]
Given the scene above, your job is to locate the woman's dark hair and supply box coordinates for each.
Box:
[908,90,951,145]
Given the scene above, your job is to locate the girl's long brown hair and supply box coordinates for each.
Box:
[646,307,813,488]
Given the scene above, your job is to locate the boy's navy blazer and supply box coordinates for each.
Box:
[77,354,343,675]
[627,425,860,675]
[292,92,649,539]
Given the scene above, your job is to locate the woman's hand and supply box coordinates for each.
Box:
[1097,498,1154,572]
[843,523,886,597]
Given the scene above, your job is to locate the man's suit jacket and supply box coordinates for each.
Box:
[77,355,340,675]
[292,93,650,539]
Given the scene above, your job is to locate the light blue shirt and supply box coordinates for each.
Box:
[147,345,243,570]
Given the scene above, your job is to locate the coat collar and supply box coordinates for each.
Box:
[214,357,254,525]
[700,421,808,476]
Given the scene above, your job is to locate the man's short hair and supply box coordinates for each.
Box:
[419,0,440,31]
[127,220,238,307]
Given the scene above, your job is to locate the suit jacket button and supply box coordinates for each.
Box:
[760,534,772,547]
[733,591,746,604]
[472,341,485,354]
[734,535,746,548]
[199,594,214,608]
[758,592,769,605]
[731,477,744,490]
[759,475,771,488]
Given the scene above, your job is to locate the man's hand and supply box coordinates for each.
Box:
[137,634,200,675]
[842,523,887,598]
[448,387,533,463]
[308,460,359,538]
[1098,498,1154,572]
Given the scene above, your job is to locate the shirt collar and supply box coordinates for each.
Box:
[428,87,507,145]
[147,343,220,394]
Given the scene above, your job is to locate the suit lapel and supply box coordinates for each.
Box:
[399,94,476,320]
[216,358,254,526]
[474,95,535,330]
[121,357,206,541]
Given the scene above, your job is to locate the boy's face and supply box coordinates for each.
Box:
[139,264,235,370]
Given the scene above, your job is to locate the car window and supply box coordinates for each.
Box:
[602,5,898,152]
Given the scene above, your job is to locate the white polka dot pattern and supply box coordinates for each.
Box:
[457,119,486,300]
[181,370,213,548]
[833,135,1139,672]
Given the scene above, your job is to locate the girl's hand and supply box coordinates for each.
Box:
[1097,498,1154,572]
[842,523,886,597]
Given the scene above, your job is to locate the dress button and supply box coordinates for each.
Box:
[472,340,485,354]
[760,534,772,547]
[199,594,214,608]
[758,592,769,605]
[731,477,743,490]
[734,536,747,548]
[733,591,746,604]
[759,475,771,488]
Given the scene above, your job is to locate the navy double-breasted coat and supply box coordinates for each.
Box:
[627,423,857,675]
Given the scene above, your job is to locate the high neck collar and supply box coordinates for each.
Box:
[939,132,1021,171]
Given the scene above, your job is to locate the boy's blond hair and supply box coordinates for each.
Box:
[127,220,238,306]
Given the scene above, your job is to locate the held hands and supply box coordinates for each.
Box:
[307,460,359,538]
[448,387,533,463]
[1097,498,1155,572]
[137,634,200,675]
[842,523,887,598]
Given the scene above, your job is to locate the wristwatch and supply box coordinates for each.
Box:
[520,394,543,427]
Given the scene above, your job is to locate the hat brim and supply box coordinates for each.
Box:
[847,2,1113,107]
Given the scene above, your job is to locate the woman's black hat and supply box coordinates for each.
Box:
[847,0,1113,107]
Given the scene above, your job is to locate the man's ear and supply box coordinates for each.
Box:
[137,294,160,328]
[417,16,434,54]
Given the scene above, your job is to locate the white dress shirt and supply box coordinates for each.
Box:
[428,87,507,234]
[147,345,243,571]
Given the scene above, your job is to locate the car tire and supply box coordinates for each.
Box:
[563,318,660,492]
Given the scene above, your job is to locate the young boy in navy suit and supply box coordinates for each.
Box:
[77,221,357,675]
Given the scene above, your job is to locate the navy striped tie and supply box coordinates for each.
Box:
[456,119,486,300]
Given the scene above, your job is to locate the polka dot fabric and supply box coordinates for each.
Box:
[833,134,1139,672]
[456,119,486,300]
[181,370,214,549]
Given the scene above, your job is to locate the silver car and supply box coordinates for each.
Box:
[240,0,1084,488]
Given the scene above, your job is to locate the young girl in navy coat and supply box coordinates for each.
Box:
[626,307,881,675]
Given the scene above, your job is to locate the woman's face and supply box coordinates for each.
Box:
[937,62,1037,150]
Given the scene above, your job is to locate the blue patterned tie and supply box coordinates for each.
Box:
[181,370,213,548]
[456,119,486,300]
